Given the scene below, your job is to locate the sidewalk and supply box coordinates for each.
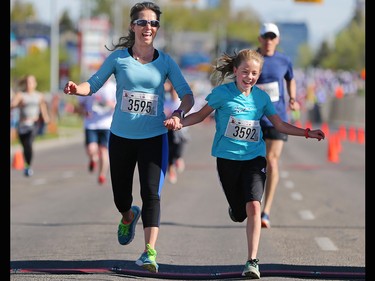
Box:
[10,128,84,158]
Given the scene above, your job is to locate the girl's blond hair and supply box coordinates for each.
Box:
[210,49,264,86]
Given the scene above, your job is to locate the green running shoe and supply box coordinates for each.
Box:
[135,243,159,273]
[242,258,260,279]
[117,206,141,245]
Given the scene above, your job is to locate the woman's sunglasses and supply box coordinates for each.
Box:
[133,19,160,27]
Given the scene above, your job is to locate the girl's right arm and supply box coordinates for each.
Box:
[164,103,213,130]
[181,103,214,127]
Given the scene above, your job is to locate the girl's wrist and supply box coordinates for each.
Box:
[304,128,311,138]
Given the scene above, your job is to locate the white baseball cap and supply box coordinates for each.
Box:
[259,23,280,37]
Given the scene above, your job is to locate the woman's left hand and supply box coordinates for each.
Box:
[164,117,182,130]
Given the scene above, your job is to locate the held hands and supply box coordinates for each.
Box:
[63,81,78,95]
[164,116,183,131]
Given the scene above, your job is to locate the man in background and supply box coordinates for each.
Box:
[256,23,300,228]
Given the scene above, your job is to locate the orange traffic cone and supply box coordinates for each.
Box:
[357,128,365,144]
[338,125,347,141]
[304,120,312,130]
[327,135,339,163]
[321,122,330,139]
[348,127,356,142]
[335,85,344,99]
[294,120,302,128]
[335,132,342,154]
[12,150,24,170]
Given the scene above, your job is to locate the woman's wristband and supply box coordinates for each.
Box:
[289,98,295,104]
[172,109,185,119]
[305,128,311,139]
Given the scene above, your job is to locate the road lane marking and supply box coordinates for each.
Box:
[284,180,295,189]
[280,171,289,178]
[32,179,47,185]
[62,171,75,178]
[299,210,315,220]
[291,192,303,200]
[315,237,338,251]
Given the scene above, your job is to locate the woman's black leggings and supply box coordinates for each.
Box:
[18,125,38,166]
[108,132,168,228]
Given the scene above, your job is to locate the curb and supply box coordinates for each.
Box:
[10,131,84,158]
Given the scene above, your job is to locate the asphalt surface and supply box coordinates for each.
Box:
[10,121,365,281]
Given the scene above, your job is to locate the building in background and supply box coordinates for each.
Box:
[78,17,112,81]
[276,22,308,65]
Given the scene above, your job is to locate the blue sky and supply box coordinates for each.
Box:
[14,0,357,49]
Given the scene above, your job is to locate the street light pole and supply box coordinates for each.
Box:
[49,0,60,134]
[113,0,123,42]
[50,0,59,94]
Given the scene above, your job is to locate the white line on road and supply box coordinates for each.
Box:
[62,171,75,178]
[32,179,47,185]
[291,192,303,200]
[284,180,295,189]
[299,210,315,220]
[315,237,338,251]
[280,170,289,178]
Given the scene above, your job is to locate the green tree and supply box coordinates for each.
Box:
[296,43,315,69]
[88,0,116,27]
[162,1,259,52]
[11,0,38,22]
[12,0,365,80]
[59,10,77,32]
[11,47,78,93]
[311,40,331,68]
[92,0,114,17]
[11,49,50,91]
[322,11,365,71]
[305,7,365,71]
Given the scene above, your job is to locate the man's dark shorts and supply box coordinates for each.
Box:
[262,126,288,141]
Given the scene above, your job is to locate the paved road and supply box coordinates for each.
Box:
[10,121,365,280]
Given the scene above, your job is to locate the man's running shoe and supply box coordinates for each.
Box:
[88,160,96,172]
[168,166,177,184]
[117,206,141,245]
[242,258,260,279]
[98,175,106,184]
[135,243,159,273]
[228,206,239,222]
[261,212,270,228]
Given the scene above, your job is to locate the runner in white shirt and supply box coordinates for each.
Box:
[77,79,116,184]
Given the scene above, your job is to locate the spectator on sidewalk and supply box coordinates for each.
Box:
[11,74,50,177]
